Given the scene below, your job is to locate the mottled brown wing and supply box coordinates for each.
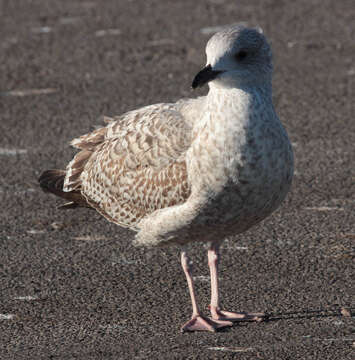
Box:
[64,103,192,229]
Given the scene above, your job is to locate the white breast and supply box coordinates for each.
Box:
[186,86,294,228]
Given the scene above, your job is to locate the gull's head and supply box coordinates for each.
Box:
[192,25,272,89]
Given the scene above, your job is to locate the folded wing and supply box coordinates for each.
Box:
[63,103,194,229]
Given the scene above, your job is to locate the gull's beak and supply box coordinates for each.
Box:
[192,64,224,89]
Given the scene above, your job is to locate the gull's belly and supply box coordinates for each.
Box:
[213,162,292,228]
[195,129,294,231]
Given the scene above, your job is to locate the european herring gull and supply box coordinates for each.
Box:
[39,25,294,332]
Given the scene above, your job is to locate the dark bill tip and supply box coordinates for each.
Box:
[191,65,224,89]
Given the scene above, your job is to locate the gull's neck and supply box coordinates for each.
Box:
[203,81,274,126]
[207,81,273,102]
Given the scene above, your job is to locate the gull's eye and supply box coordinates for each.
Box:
[235,50,248,61]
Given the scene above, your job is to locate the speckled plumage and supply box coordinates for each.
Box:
[53,26,294,249]
[63,101,196,229]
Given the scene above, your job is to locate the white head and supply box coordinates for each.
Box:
[192,25,273,89]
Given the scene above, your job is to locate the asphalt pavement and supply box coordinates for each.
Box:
[0,1,354,359]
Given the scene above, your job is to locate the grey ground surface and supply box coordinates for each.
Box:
[0,0,354,359]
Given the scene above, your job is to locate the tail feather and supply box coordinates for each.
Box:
[39,169,65,194]
[38,169,90,208]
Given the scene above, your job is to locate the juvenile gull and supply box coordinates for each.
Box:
[39,25,294,332]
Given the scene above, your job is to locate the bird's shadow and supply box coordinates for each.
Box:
[265,306,354,322]
[218,306,354,332]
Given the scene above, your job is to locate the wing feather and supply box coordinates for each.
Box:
[64,103,194,228]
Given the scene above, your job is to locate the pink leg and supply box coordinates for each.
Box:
[180,250,233,332]
[208,242,265,322]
